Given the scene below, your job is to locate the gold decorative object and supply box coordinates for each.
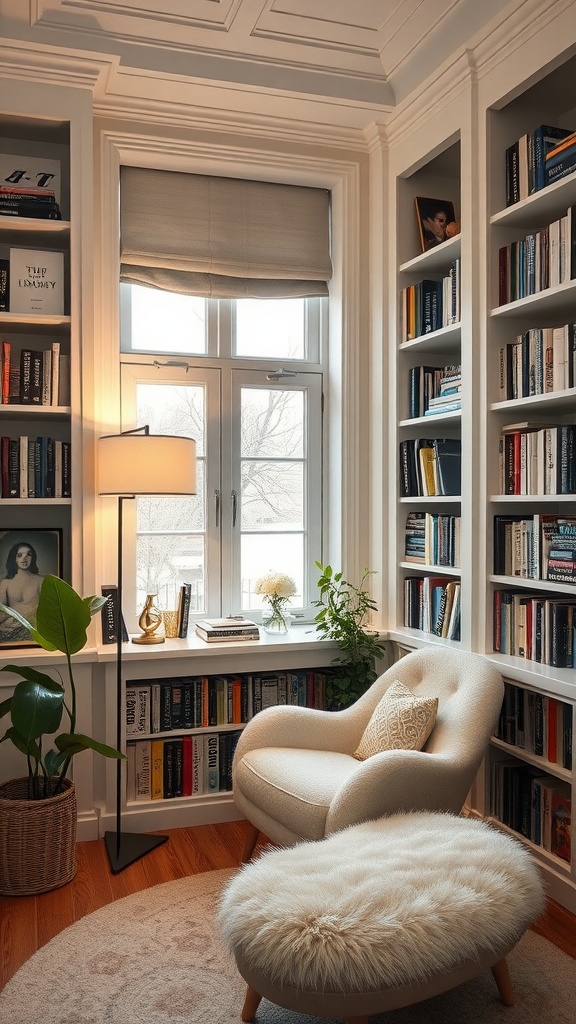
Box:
[162,609,180,638]
[132,593,165,645]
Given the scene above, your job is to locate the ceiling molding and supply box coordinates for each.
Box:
[0,38,114,89]
[386,50,473,144]
[471,0,576,81]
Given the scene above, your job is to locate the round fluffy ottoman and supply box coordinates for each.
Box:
[218,812,545,1024]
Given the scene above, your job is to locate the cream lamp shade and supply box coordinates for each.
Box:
[98,433,197,496]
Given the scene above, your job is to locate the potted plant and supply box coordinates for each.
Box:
[313,561,386,710]
[0,574,124,895]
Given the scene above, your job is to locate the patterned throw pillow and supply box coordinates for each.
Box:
[353,680,438,761]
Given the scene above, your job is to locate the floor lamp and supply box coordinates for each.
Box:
[98,426,197,873]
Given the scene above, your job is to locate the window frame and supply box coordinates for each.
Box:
[119,294,325,626]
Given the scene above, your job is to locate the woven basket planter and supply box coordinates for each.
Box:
[0,777,77,896]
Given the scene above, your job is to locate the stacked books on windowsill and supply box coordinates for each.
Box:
[195,617,260,643]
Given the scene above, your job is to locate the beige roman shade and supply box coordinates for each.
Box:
[120,167,332,298]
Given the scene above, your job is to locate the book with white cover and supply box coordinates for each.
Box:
[9,247,64,315]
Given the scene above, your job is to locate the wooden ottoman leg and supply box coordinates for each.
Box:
[491,957,515,1006]
[240,825,260,864]
[241,984,263,1021]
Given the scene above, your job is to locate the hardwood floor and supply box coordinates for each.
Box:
[1,820,575,990]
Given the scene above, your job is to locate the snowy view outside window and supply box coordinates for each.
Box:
[122,286,323,619]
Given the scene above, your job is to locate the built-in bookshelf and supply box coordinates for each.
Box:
[385,39,576,914]
[96,630,345,833]
[391,135,463,646]
[0,113,73,576]
[481,51,576,910]
[124,666,333,802]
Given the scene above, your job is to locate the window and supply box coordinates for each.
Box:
[120,286,325,624]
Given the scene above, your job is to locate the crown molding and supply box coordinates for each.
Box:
[386,50,473,144]
[472,0,576,81]
[0,38,114,90]
[94,92,379,151]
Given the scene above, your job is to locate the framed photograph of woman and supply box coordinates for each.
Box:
[0,529,62,647]
[414,197,457,252]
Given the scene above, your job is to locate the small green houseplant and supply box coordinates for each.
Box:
[313,562,386,710]
[0,574,123,800]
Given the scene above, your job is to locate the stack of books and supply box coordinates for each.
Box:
[195,617,260,643]
[545,130,576,185]
[0,185,61,219]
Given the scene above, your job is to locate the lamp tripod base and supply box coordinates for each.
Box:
[104,830,169,873]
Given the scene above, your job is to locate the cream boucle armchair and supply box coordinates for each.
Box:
[233,648,504,861]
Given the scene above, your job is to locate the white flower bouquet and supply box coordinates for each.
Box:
[254,572,297,633]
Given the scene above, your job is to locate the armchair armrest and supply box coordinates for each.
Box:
[326,749,466,834]
[233,702,366,762]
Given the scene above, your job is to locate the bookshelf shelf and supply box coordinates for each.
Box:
[399,323,460,354]
[490,736,571,782]
[399,411,461,427]
[490,389,576,413]
[399,495,461,504]
[491,278,576,318]
[399,562,461,575]
[399,234,461,274]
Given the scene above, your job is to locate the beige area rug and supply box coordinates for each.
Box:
[1,867,575,1024]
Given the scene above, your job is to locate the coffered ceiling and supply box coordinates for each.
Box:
[0,0,522,125]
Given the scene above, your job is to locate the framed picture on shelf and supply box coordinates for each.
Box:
[0,528,62,648]
[414,197,457,252]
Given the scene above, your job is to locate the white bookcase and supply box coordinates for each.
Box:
[0,114,73,576]
[386,40,576,913]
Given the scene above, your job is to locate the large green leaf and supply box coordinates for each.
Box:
[10,678,64,741]
[35,576,92,656]
[85,595,108,616]
[1,664,63,688]
[55,732,126,759]
[0,603,52,649]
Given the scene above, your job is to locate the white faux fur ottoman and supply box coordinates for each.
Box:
[218,812,545,1024]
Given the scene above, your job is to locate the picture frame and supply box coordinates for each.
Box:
[0,528,63,648]
[414,197,456,252]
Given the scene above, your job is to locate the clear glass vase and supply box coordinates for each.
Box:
[262,601,291,635]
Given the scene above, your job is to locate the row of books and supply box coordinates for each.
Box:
[498,423,576,496]
[497,324,576,400]
[126,731,241,801]
[490,759,571,862]
[0,434,70,498]
[403,576,461,640]
[505,124,575,206]
[401,259,460,343]
[404,511,461,568]
[496,682,572,767]
[399,437,461,497]
[497,206,576,306]
[0,184,61,220]
[1,341,70,407]
[493,590,576,668]
[408,364,461,419]
[493,513,576,582]
[126,669,332,735]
